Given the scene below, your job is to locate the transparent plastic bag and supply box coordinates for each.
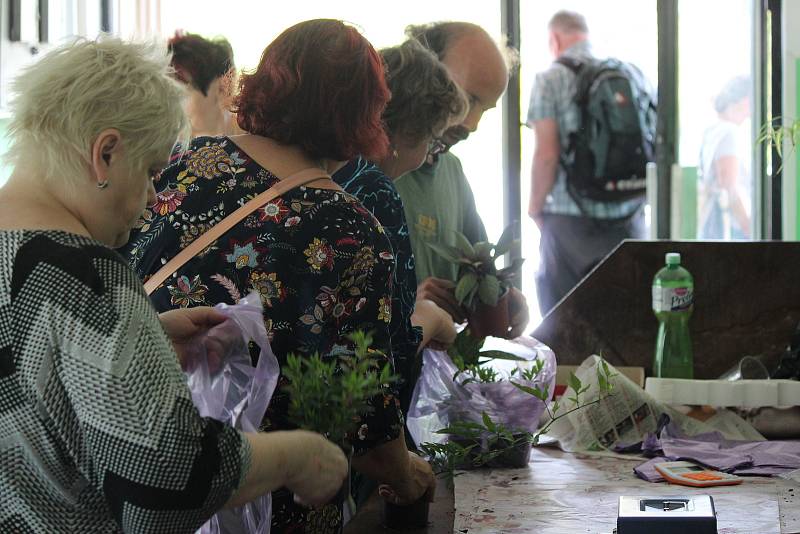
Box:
[184,292,278,534]
[406,336,557,448]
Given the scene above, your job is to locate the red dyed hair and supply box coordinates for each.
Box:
[235,19,390,162]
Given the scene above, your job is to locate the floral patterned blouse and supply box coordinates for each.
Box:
[123,136,403,534]
[333,157,422,414]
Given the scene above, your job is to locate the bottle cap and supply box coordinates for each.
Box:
[665,252,681,265]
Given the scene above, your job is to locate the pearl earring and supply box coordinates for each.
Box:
[97,180,109,189]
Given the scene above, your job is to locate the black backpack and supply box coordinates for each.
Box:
[557,56,657,207]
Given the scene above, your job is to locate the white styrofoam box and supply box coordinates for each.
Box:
[645,378,800,408]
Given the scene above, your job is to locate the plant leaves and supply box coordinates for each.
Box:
[479,350,525,361]
[568,372,582,395]
[473,241,493,261]
[477,275,501,306]
[453,231,476,257]
[455,272,479,305]
[494,223,517,257]
[481,411,496,432]
[426,241,462,263]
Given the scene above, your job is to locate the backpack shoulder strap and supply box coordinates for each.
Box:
[143,167,335,295]
[556,56,583,73]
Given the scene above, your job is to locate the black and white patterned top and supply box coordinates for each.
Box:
[0,230,247,533]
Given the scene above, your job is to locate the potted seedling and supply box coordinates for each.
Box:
[282,331,397,532]
[427,223,524,339]
[421,358,616,483]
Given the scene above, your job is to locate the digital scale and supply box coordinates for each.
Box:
[615,495,717,534]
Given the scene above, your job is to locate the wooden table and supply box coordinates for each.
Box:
[344,447,800,533]
[454,447,800,534]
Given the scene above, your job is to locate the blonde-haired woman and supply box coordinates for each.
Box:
[0,37,345,533]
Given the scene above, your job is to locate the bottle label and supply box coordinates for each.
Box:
[652,286,693,312]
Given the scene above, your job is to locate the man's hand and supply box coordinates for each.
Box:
[416,277,466,324]
[506,287,530,339]
[159,307,227,367]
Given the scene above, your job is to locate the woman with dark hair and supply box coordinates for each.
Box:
[333,39,468,416]
[125,19,435,533]
[168,31,239,137]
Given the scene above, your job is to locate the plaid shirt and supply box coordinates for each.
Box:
[526,41,643,219]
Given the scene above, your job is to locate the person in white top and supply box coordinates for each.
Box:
[698,75,752,240]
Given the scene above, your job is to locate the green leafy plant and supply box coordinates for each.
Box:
[420,357,617,484]
[447,329,524,381]
[427,223,524,311]
[757,116,800,173]
[282,330,397,448]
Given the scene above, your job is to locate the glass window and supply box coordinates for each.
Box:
[520,1,658,325]
[678,0,754,240]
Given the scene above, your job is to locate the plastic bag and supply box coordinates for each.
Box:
[406,336,557,448]
[185,292,278,534]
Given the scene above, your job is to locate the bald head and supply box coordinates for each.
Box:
[406,22,511,147]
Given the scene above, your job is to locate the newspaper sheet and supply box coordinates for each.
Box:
[543,355,764,453]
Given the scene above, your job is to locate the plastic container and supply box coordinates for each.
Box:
[652,252,694,378]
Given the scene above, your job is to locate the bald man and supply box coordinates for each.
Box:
[395,22,529,338]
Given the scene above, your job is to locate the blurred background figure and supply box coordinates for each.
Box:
[168,31,241,137]
[698,75,752,240]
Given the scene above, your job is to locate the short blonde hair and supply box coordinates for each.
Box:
[7,36,189,185]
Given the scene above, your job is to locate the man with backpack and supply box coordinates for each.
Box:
[527,10,656,315]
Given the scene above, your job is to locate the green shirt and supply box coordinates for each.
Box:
[395,152,487,284]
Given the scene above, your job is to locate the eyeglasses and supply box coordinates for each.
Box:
[427,138,448,159]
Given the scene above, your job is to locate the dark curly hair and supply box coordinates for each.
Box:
[167,32,234,96]
[381,40,467,145]
[235,19,390,162]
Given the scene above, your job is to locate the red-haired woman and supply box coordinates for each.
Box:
[125,19,435,533]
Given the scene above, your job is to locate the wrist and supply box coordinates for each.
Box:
[270,431,302,488]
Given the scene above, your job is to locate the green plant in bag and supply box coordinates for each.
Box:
[420,357,617,484]
[282,330,397,448]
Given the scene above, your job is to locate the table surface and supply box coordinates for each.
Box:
[343,447,800,534]
[455,447,800,534]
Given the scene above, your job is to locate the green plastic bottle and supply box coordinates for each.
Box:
[652,252,694,378]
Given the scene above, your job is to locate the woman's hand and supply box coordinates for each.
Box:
[283,431,349,507]
[412,298,457,351]
[158,307,227,366]
[377,452,436,505]
[228,430,348,509]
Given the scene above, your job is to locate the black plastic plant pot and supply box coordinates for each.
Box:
[327,444,354,532]
[488,434,532,468]
[383,497,431,530]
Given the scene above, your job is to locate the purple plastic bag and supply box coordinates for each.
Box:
[185,292,278,534]
[407,336,557,448]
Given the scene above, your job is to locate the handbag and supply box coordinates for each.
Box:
[144,167,337,295]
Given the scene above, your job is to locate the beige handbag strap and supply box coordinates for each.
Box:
[144,167,336,295]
